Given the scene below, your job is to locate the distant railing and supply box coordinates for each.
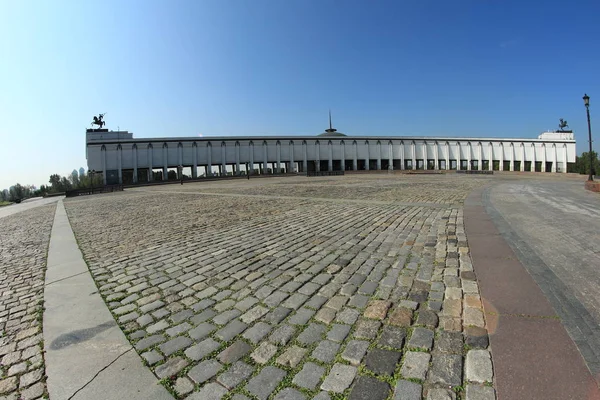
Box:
[306,171,345,177]
[65,185,124,198]
[456,170,494,175]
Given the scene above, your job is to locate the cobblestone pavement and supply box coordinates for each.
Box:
[0,204,56,400]
[487,179,600,379]
[64,175,496,400]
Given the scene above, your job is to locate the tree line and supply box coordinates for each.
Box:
[0,168,103,203]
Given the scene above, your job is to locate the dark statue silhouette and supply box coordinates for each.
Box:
[91,113,106,129]
[558,118,569,131]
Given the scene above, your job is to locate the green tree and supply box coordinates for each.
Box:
[69,169,80,187]
[49,174,62,191]
[577,151,600,176]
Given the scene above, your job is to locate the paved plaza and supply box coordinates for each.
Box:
[0,173,599,400]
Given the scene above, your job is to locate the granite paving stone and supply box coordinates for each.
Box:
[349,375,391,400]
[393,379,422,400]
[320,363,357,393]
[400,351,431,381]
[365,348,402,376]
[292,362,325,390]
[187,359,222,384]
[245,366,286,400]
[60,176,498,400]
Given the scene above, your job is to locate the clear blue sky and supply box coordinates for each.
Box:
[1,0,599,189]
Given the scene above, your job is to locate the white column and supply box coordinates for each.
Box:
[423,142,428,169]
[249,142,254,174]
[388,141,393,170]
[488,143,493,171]
[276,141,281,173]
[235,142,240,175]
[541,144,546,172]
[531,144,536,172]
[303,142,308,172]
[192,143,198,178]
[478,143,483,170]
[328,141,333,171]
[434,142,439,169]
[148,145,153,181]
[510,144,514,171]
[376,141,382,170]
[552,144,557,172]
[520,144,525,171]
[315,141,321,172]
[101,145,107,185]
[263,141,268,173]
[364,141,369,170]
[467,143,472,170]
[221,142,226,175]
[563,145,568,173]
[207,143,212,176]
[162,144,168,180]
[178,144,183,179]
[445,142,450,170]
[289,141,295,173]
[412,141,416,170]
[341,141,346,171]
[499,144,504,171]
[353,141,358,170]
[400,142,405,170]
[131,144,137,183]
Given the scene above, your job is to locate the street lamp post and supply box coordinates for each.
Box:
[583,94,593,181]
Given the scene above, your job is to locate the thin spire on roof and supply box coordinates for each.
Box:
[329,109,333,131]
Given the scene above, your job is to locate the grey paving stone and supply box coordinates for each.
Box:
[264,291,289,308]
[215,299,236,312]
[428,300,443,312]
[270,324,297,346]
[305,295,329,309]
[465,384,496,400]
[392,379,422,400]
[159,336,192,356]
[188,322,216,340]
[214,309,242,325]
[188,359,222,384]
[399,300,419,310]
[325,295,349,311]
[216,319,248,341]
[327,324,351,343]
[141,350,163,365]
[282,293,309,310]
[435,331,463,354]
[217,361,254,390]
[219,340,252,364]
[245,366,287,400]
[191,309,217,324]
[408,327,434,351]
[400,351,430,381]
[429,354,463,387]
[240,305,269,324]
[297,323,326,345]
[273,388,306,400]
[147,319,169,334]
[427,388,457,400]
[242,321,272,344]
[276,345,307,368]
[135,335,167,351]
[289,308,316,325]
[354,319,381,339]
[311,340,341,363]
[313,392,331,400]
[292,362,325,390]
[364,348,401,376]
[171,309,194,324]
[251,341,278,364]
[185,338,221,361]
[378,325,406,349]
[174,377,194,396]
[335,308,360,324]
[416,310,439,328]
[192,299,215,312]
[235,296,259,312]
[466,350,493,383]
[136,314,154,327]
[155,356,189,379]
[187,382,228,400]
[358,280,378,295]
[231,395,251,400]
[166,322,192,337]
[341,340,370,365]
[349,375,391,400]
[315,307,337,324]
[264,307,292,324]
[320,363,357,393]
[348,293,370,308]
[464,326,489,349]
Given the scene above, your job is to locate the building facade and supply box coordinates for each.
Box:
[86,129,576,185]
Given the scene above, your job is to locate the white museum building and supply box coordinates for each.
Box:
[85,126,576,185]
